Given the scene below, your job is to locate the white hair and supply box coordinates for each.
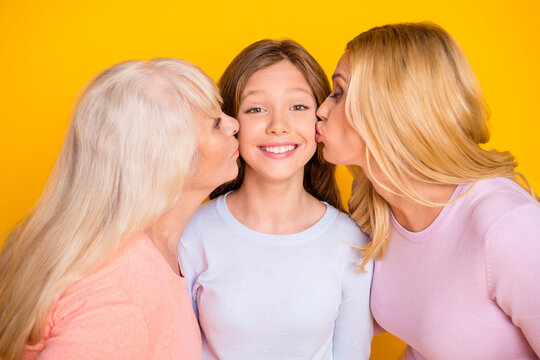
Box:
[0,58,221,360]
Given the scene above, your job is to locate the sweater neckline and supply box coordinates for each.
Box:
[215,192,339,246]
[135,232,187,281]
[390,183,470,242]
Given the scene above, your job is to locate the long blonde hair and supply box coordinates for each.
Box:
[0,58,221,360]
[345,22,533,269]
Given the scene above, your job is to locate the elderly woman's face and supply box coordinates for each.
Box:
[316,54,366,167]
[189,112,239,192]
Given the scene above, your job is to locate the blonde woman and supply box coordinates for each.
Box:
[0,58,239,360]
[179,40,373,360]
[316,23,540,359]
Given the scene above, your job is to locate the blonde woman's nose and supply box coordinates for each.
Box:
[316,98,329,121]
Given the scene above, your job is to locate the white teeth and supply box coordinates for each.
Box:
[261,145,297,154]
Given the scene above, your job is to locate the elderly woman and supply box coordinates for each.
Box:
[0,58,239,360]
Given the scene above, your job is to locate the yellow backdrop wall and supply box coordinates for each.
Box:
[1,0,538,358]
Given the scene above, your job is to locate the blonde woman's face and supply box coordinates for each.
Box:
[189,112,239,192]
[237,60,318,182]
[316,54,366,166]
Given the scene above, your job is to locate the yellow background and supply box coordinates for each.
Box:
[1,0,538,357]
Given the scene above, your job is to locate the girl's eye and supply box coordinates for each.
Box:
[245,107,264,113]
[290,105,308,111]
[214,117,222,129]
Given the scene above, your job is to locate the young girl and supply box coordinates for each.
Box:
[179,39,373,359]
[316,22,540,359]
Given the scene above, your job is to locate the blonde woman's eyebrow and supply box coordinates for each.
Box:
[331,73,347,82]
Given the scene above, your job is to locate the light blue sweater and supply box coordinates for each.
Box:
[179,193,373,359]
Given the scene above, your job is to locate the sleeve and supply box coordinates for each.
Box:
[178,214,206,320]
[38,294,150,360]
[333,226,374,360]
[485,201,540,355]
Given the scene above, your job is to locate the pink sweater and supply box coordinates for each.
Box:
[371,177,540,359]
[22,233,201,360]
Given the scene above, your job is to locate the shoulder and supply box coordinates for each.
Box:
[53,282,149,329]
[195,196,221,218]
[43,281,150,359]
[480,204,540,313]
[477,178,540,247]
[465,177,537,213]
[467,180,540,289]
[65,234,183,319]
[189,197,221,228]
[180,197,221,245]
[50,253,151,354]
[325,204,370,247]
[57,236,167,321]
[317,205,370,271]
[54,275,138,320]
[41,287,150,359]
[320,206,374,282]
[460,177,539,233]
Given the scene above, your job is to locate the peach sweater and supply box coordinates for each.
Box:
[22,233,201,360]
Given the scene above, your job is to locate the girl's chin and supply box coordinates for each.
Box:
[246,165,307,182]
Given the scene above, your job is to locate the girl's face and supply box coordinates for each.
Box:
[316,54,367,167]
[237,60,318,181]
[189,112,239,192]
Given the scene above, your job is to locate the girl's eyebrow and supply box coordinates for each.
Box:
[241,90,264,101]
[241,87,313,101]
[285,87,313,96]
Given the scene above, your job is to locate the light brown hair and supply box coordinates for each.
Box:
[211,39,344,211]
